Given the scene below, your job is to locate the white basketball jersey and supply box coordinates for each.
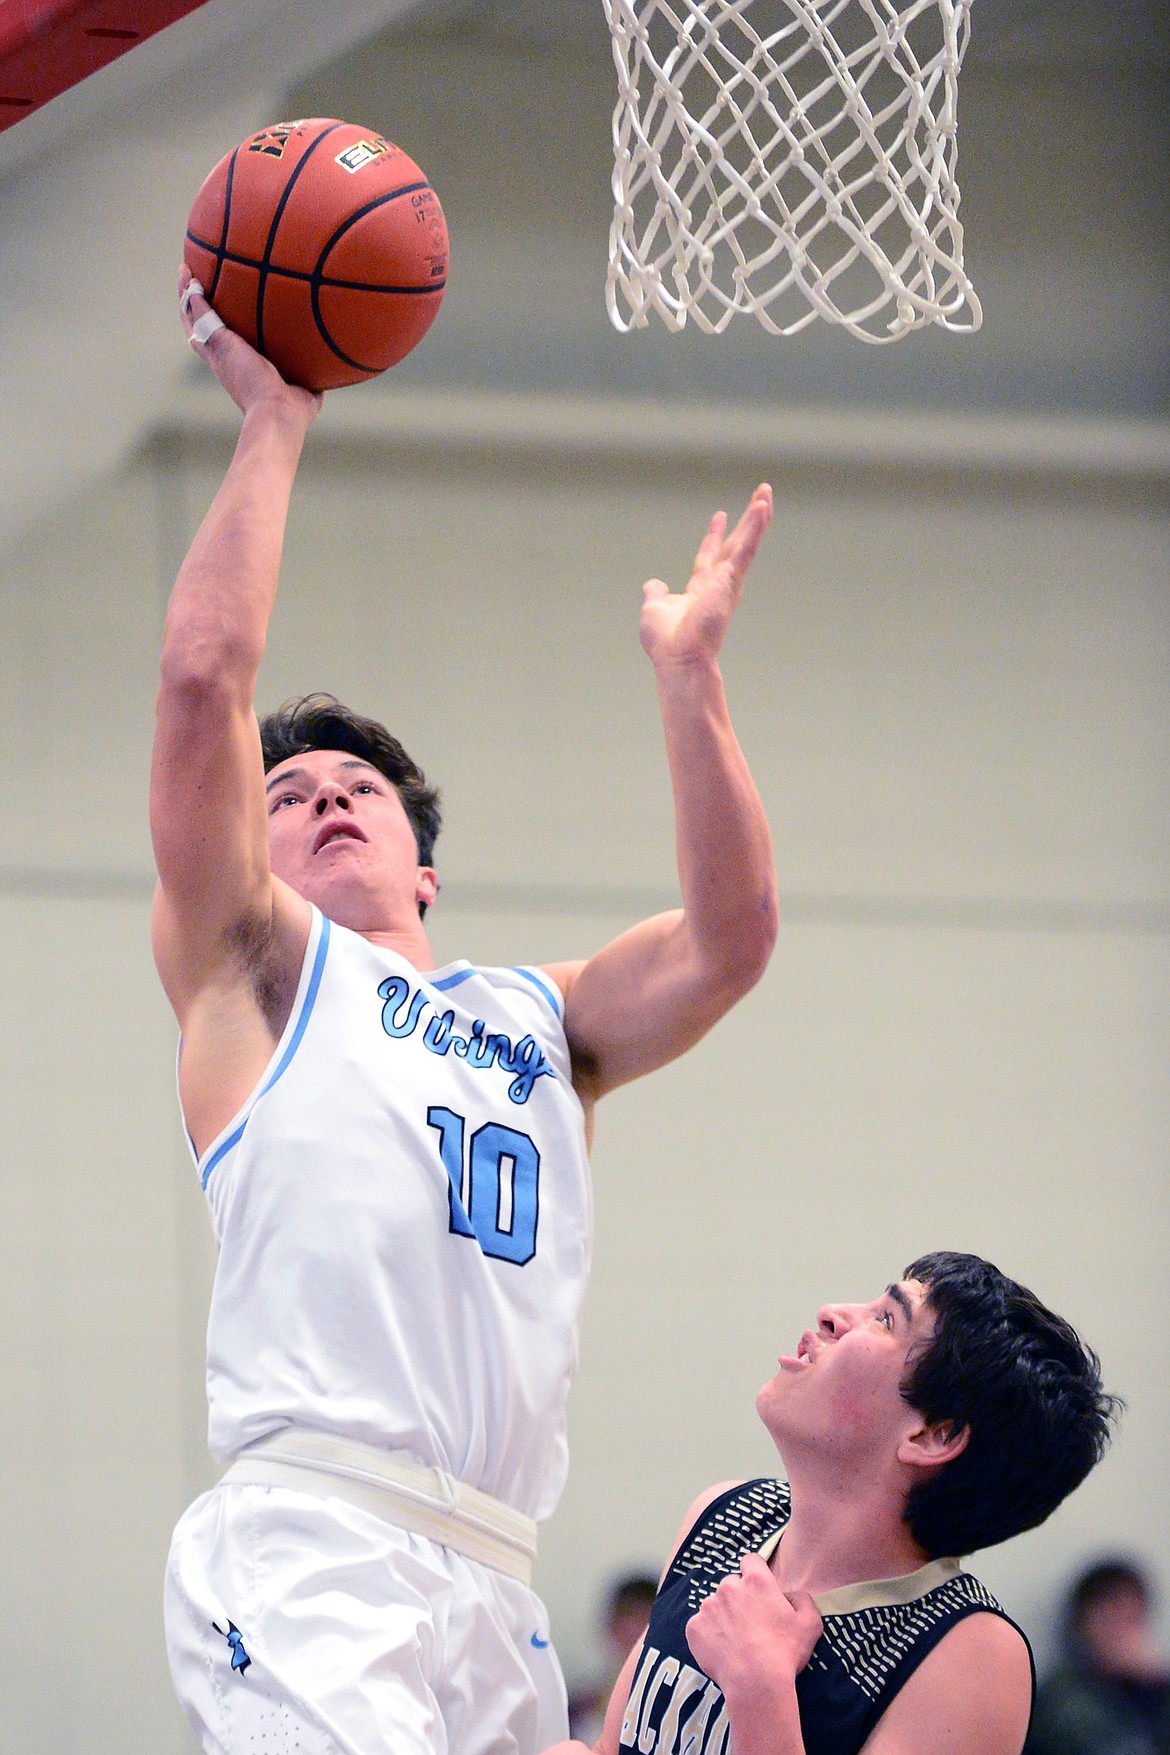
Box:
[186,907,592,1522]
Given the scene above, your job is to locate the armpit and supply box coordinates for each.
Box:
[224,912,290,1030]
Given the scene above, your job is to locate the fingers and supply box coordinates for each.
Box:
[178,269,228,355]
[689,483,772,596]
[174,263,323,425]
[178,264,204,334]
[722,482,773,574]
[191,307,226,347]
[782,1588,824,1664]
[177,265,196,339]
[692,509,729,572]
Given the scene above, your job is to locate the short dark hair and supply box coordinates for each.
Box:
[259,694,442,913]
[898,1251,1119,1559]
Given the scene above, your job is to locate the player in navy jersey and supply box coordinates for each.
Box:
[546,1253,1116,1755]
[155,274,779,1755]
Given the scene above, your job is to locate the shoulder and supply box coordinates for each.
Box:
[663,1478,787,1575]
[538,961,583,1003]
[488,962,566,1021]
[861,1609,1032,1755]
[653,1480,744,1583]
[930,1608,1032,1672]
[674,1479,747,1544]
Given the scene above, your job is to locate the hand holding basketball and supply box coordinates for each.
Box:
[640,483,773,669]
[179,267,322,428]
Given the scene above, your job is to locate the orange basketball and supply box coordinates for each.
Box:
[184,118,448,391]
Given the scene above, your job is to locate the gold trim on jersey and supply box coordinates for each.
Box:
[749,1513,962,1615]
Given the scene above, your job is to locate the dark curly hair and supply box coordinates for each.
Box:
[259,693,441,914]
[899,1251,1119,1559]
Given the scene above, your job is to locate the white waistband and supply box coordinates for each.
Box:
[222,1429,538,1585]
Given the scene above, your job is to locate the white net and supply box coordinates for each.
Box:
[603,0,982,343]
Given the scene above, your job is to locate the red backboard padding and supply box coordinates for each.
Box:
[0,0,213,131]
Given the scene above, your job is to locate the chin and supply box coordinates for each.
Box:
[322,876,419,933]
[299,870,371,917]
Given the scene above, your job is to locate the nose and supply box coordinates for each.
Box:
[313,786,352,816]
[816,1302,859,1339]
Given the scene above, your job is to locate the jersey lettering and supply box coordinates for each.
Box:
[656,1668,710,1754]
[677,1685,723,1755]
[703,1705,731,1755]
[639,1655,679,1752]
[427,1106,540,1265]
[621,1652,729,1755]
[379,976,554,1103]
[621,1645,659,1747]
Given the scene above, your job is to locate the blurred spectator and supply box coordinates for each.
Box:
[567,1571,658,1744]
[1027,1559,1170,1755]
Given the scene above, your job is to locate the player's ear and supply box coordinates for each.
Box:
[898,1417,970,1473]
[416,867,438,909]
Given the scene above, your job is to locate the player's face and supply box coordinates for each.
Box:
[756,1279,934,1462]
[264,749,436,923]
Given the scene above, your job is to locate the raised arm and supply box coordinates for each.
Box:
[151,270,321,1024]
[547,486,778,1103]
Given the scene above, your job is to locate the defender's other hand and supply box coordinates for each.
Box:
[178,266,322,429]
[640,482,772,669]
[686,1553,822,1698]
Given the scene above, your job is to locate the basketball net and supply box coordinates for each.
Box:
[603,0,982,343]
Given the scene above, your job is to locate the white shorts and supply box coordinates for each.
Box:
[164,1482,569,1755]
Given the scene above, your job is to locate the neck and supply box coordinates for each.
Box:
[314,895,434,968]
[358,919,435,969]
[302,880,436,968]
[769,1452,932,1596]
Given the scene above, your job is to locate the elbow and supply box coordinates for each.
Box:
[155,660,254,745]
[158,631,260,713]
[737,892,780,991]
[706,884,779,1000]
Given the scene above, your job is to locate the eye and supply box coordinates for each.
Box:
[269,792,300,812]
[352,781,377,795]
[880,1309,895,1330]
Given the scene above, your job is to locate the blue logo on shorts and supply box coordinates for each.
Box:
[530,1631,550,1649]
[212,1619,252,1673]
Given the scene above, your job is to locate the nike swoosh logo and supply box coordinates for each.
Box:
[530,1632,550,1649]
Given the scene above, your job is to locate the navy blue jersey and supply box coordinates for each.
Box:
[619,1479,1033,1755]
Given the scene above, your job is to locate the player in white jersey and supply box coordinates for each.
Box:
[156,270,779,1755]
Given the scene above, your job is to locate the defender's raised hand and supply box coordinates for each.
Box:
[640,482,772,668]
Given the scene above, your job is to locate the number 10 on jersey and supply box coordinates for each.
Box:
[427,1106,540,1265]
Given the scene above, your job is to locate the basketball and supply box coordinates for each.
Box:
[184,118,448,391]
